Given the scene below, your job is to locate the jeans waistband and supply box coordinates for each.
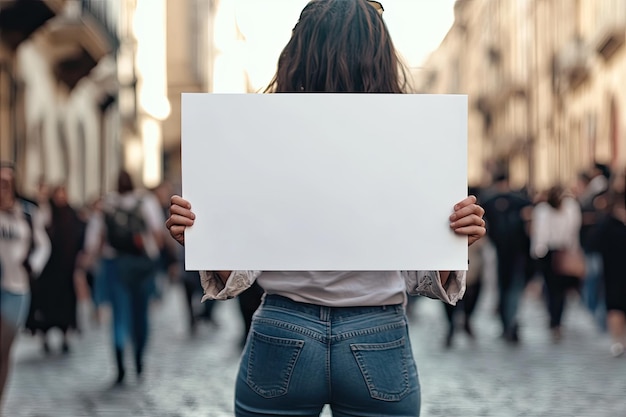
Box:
[262,294,404,322]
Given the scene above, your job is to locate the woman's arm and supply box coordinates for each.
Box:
[439,271,451,287]
[215,271,233,285]
[165,195,235,289]
[404,270,466,305]
[410,196,485,303]
[439,195,486,286]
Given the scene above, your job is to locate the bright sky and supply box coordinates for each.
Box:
[227,0,456,90]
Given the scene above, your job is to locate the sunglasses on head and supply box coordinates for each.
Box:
[366,0,384,15]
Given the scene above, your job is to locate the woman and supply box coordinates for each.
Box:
[530,185,583,342]
[0,162,50,407]
[167,1,486,416]
[26,185,85,353]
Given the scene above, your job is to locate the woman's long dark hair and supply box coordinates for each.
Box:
[264,0,409,93]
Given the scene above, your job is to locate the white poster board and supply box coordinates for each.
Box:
[182,93,467,271]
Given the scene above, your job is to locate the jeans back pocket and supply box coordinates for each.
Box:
[350,337,411,401]
[246,330,305,398]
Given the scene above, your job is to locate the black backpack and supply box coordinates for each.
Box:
[483,192,531,250]
[105,199,147,256]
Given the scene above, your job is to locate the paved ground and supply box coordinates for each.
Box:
[4,270,626,417]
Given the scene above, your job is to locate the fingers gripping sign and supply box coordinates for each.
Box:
[165,195,195,246]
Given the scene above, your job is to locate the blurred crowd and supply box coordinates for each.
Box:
[1,161,625,407]
[0,166,262,406]
[443,162,626,359]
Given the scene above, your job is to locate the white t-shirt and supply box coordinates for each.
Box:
[199,269,467,307]
[530,197,582,259]
[0,200,51,294]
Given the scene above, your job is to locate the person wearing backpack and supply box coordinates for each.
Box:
[482,172,533,343]
[86,170,165,386]
[0,162,51,409]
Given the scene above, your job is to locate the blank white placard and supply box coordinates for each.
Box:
[182,93,467,271]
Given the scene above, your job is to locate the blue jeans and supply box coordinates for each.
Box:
[496,250,527,337]
[104,256,155,365]
[235,294,421,417]
[0,289,30,329]
[582,252,606,330]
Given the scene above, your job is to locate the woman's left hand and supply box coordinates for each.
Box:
[450,195,486,246]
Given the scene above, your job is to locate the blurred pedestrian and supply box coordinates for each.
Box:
[82,197,108,325]
[86,170,165,385]
[150,180,180,299]
[76,197,104,322]
[235,282,263,348]
[26,185,85,353]
[175,237,259,342]
[443,188,486,348]
[482,172,533,343]
[589,172,626,357]
[174,244,217,336]
[180,269,216,335]
[165,1,486,415]
[577,163,611,330]
[530,185,583,342]
[0,162,51,408]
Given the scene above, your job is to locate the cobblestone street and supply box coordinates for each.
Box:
[5,274,626,417]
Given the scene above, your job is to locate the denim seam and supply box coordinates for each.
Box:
[326,318,332,399]
[254,317,325,343]
[333,321,406,342]
[262,305,328,323]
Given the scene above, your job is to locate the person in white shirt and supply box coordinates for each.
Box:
[531,185,583,342]
[0,162,51,407]
[166,3,485,416]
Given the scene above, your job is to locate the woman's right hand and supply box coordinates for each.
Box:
[165,195,195,246]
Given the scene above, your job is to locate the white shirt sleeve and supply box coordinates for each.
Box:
[199,270,261,302]
[403,270,467,305]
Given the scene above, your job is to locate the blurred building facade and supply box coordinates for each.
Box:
[417,0,626,191]
[162,0,252,185]
[162,0,216,183]
[0,0,171,206]
[9,1,624,201]
[0,0,122,205]
[1,0,248,204]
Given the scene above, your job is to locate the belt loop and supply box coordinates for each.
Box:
[320,305,331,321]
